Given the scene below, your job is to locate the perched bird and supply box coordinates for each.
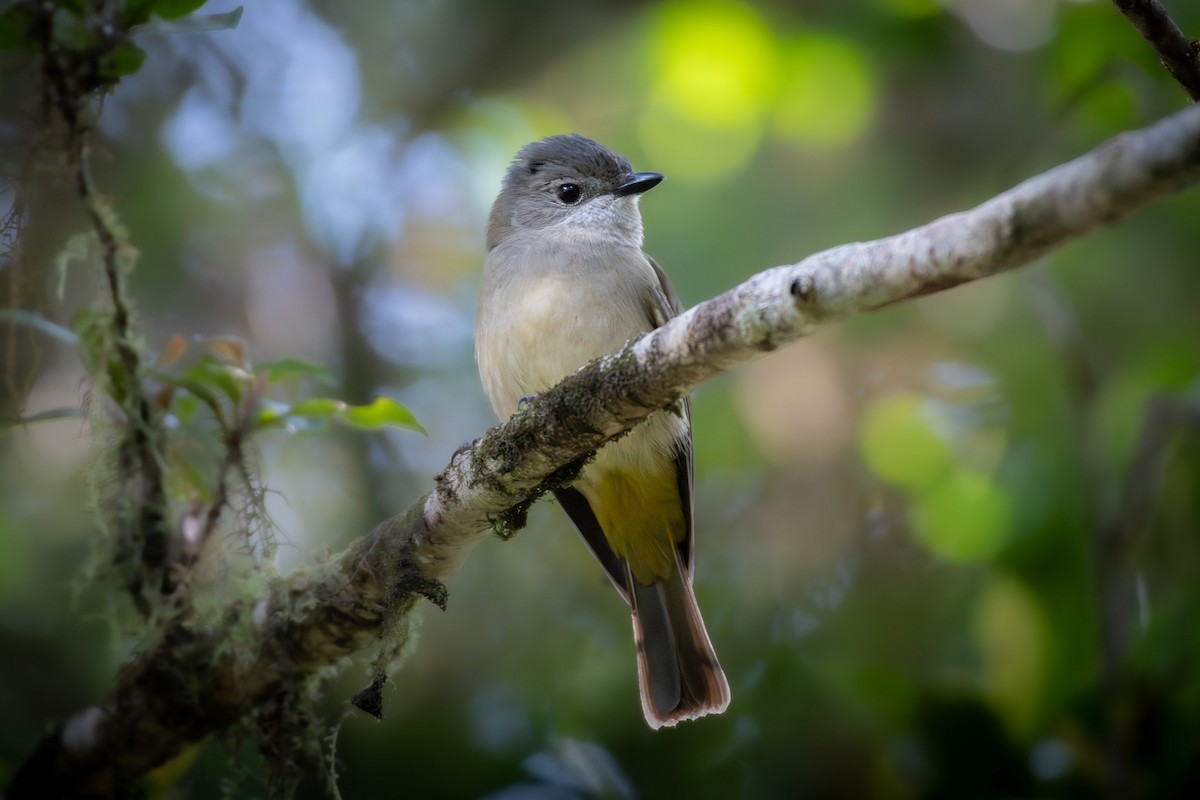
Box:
[475,133,730,728]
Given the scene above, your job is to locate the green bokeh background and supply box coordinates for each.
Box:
[2,0,1200,797]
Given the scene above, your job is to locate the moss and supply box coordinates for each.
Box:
[490,497,531,540]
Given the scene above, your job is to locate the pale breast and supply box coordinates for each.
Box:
[477,239,658,419]
[475,235,687,472]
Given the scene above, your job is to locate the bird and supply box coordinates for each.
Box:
[475,133,730,728]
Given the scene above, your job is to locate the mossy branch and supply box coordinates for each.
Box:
[29,0,175,613]
[11,97,1200,798]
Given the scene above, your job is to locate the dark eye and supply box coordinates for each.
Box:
[556,183,581,204]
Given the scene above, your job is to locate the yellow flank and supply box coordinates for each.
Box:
[585,466,686,585]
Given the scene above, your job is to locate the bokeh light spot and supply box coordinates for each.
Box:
[774,33,877,149]
[952,0,1058,52]
[914,470,1011,562]
[734,342,850,465]
[649,0,779,127]
[859,393,952,490]
[973,574,1049,735]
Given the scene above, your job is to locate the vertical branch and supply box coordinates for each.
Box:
[29,0,174,613]
[1112,0,1200,102]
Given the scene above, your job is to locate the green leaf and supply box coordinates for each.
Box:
[171,389,199,426]
[180,355,250,406]
[258,358,336,387]
[286,397,343,419]
[254,398,291,427]
[267,396,425,434]
[101,40,147,80]
[150,0,209,20]
[151,369,227,423]
[0,309,79,346]
[339,397,425,433]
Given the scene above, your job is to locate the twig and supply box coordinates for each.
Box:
[1113,0,1200,102]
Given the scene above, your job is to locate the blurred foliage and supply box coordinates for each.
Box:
[2,0,1200,798]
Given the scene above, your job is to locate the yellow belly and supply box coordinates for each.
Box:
[577,458,685,585]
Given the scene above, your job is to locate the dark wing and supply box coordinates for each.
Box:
[646,256,696,581]
[553,486,630,603]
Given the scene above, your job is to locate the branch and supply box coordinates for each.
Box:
[12,103,1200,796]
[1113,0,1200,102]
[1092,393,1200,797]
[1098,394,1200,676]
[73,137,173,613]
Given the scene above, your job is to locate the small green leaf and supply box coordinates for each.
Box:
[286,397,344,419]
[150,0,209,20]
[151,370,226,423]
[269,396,425,434]
[339,397,425,433]
[258,358,336,386]
[181,355,250,405]
[172,389,199,426]
[254,398,291,426]
[104,40,147,79]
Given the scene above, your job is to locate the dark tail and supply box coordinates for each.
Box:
[629,551,730,729]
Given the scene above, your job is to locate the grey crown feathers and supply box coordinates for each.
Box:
[487,134,662,250]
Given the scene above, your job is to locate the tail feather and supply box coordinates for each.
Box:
[629,553,730,729]
[631,579,682,715]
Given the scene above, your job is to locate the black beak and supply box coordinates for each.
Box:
[614,172,664,196]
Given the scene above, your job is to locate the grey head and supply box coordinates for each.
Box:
[486,134,663,251]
